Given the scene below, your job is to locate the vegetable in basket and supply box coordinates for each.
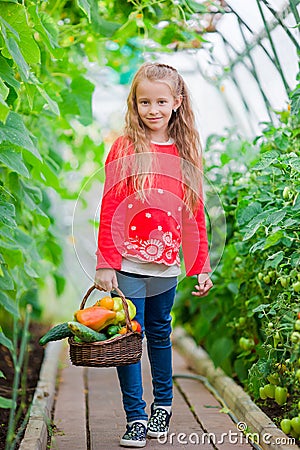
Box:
[111,297,136,325]
[39,322,73,346]
[74,305,116,331]
[68,321,107,342]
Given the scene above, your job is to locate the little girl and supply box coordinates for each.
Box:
[95,62,213,448]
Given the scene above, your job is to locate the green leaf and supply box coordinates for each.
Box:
[253,150,279,170]
[92,16,121,37]
[0,291,19,317]
[28,6,61,54]
[274,134,289,151]
[0,78,9,101]
[0,144,29,177]
[13,228,34,251]
[265,210,286,226]
[0,265,14,290]
[252,303,270,313]
[36,85,59,116]
[289,157,300,172]
[209,337,234,367]
[293,195,300,211]
[72,76,95,125]
[53,272,66,296]
[249,238,266,253]
[0,200,16,228]
[1,247,23,268]
[21,181,42,204]
[0,54,20,90]
[243,222,261,241]
[24,263,39,279]
[33,160,59,189]
[0,112,41,160]
[0,328,13,352]
[0,396,14,409]
[2,35,31,80]
[1,3,41,65]
[265,251,284,269]
[0,96,10,123]
[0,370,6,379]
[77,0,94,21]
[237,201,262,226]
[290,251,300,268]
[35,206,51,228]
[0,16,19,39]
[264,230,283,250]
[60,76,95,126]
[59,89,80,116]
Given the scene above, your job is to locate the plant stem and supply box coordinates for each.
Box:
[256,0,290,95]
[10,403,32,450]
[237,18,274,123]
[227,2,293,86]
[289,0,300,24]
[5,305,32,450]
[220,35,260,133]
[13,336,30,431]
[261,0,300,51]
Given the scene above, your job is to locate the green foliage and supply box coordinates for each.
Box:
[0,0,224,325]
[0,1,223,442]
[174,77,300,421]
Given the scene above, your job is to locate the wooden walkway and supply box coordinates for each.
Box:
[50,342,254,450]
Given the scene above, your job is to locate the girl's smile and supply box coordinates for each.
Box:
[136,79,182,142]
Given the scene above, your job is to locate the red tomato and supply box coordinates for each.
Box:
[131,320,142,333]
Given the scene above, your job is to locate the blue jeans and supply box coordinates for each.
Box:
[115,271,177,422]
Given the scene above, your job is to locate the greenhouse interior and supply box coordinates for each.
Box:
[0,0,299,448]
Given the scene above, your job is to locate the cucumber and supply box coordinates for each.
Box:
[68,321,107,343]
[39,322,73,346]
[107,333,122,340]
[73,336,84,343]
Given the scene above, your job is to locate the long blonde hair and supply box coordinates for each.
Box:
[116,62,203,213]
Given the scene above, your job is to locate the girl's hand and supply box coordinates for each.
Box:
[94,268,118,292]
[192,273,213,297]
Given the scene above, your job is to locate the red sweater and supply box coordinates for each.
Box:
[96,137,211,276]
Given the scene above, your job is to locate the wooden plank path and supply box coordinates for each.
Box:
[50,342,254,450]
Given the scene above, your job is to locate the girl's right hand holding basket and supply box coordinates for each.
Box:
[94,268,118,292]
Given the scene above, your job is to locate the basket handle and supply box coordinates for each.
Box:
[80,285,133,332]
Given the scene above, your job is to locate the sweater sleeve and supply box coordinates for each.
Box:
[181,195,211,277]
[95,139,127,270]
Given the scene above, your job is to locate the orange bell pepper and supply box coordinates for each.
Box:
[74,306,116,331]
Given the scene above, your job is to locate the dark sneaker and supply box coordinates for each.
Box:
[120,422,147,448]
[147,404,172,438]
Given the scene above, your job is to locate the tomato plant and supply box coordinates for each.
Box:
[174,73,300,434]
[0,1,225,446]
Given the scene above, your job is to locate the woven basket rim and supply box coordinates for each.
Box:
[68,330,142,347]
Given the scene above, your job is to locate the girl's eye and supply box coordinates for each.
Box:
[140,101,149,105]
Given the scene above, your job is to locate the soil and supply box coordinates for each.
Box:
[0,322,48,450]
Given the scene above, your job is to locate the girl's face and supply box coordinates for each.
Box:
[135,79,182,142]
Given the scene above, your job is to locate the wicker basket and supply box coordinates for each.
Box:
[69,285,142,367]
